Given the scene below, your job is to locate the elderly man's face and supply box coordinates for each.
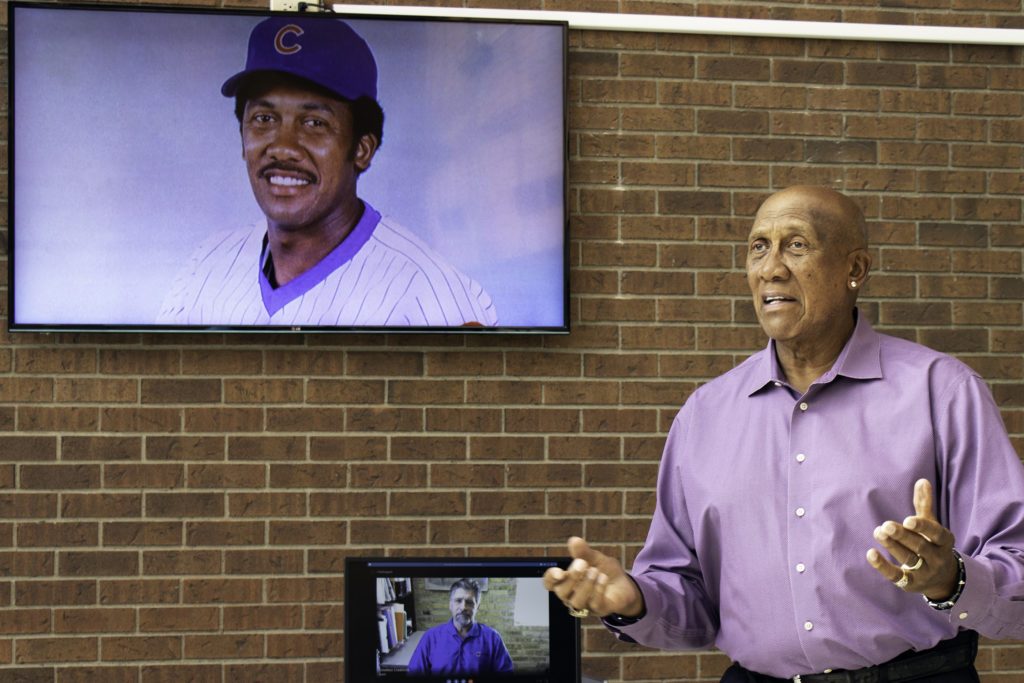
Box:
[240,77,368,233]
[745,187,856,348]
[449,588,479,631]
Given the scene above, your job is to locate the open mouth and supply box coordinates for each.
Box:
[268,175,309,187]
[260,164,316,188]
[763,294,796,307]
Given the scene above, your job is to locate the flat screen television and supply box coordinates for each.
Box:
[9,2,568,333]
[345,556,580,683]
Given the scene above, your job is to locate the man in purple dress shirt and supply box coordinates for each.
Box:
[543,186,1024,681]
[407,578,515,676]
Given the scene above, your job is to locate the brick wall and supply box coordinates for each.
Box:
[1,0,1023,681]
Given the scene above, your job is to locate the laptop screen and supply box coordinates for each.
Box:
[345,557,579,683]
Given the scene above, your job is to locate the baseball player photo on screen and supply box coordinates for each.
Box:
[10,4,567,332]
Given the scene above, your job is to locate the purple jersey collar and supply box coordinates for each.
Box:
[259,201,382,317]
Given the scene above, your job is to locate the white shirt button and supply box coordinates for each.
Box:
[796,507,806,517]
[774,382,782,387]
[958,612,968,620]
[796,453,806,463]
[799,402,809,411]
[804,621,814,631]
[796,563,806,573]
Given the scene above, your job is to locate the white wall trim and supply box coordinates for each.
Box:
[329,4,1024,45]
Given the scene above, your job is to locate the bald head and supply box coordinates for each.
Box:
[755,186,868,254]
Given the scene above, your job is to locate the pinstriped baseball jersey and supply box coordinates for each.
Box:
[156,202,497,327]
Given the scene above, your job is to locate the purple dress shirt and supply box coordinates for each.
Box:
[407,620,514,675]
[610,313,1024,677]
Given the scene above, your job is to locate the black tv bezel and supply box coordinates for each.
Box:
[7,2,570,335]
[345,556,580,683]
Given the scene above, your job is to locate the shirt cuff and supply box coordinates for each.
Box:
[600,577,652,639]
[943,553,994,627]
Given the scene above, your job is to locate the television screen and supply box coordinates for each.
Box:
[9,3,568,333]
[345,557,580,683]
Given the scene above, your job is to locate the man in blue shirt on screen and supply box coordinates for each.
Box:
[407,578,514,676]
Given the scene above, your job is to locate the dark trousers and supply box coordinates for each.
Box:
[720,631,979,683]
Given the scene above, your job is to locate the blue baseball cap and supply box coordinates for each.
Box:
[222,16,377,101]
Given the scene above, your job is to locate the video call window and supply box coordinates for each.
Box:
[346,558,578,683]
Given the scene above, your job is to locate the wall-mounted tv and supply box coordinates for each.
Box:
[345,556,580,683]
[9,2,568,333]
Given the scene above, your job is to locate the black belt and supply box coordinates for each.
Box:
[741,631,978,683]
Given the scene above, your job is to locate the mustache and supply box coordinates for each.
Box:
[259,163,317,183]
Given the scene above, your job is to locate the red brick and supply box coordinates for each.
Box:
[182,578,262,604]
[141,550,220,577]
[58,666,138,683]
[228,492,307,518]
[263,350,344,376]
[0,609,50,635]
[265,632,343,658]
[184,407,262,433]
[224,378,303,404]
[183,633,262,659]
[390,491,467,516]
[225,549,304,575]
[269,463,346,488]
[61,494,139,519]
[470,491,545,516]
[101,636,180,662]
[265,577,344,603]
[145,436,224,462]
[0,436,57,462]
[59,551,138,577]
[186,463,264,488]
[18,407,99,432]
[16,580,96,607]
[222,605,302,630]
[309,491,385,517]
[268,521,346,545]
[100,408,180,433]
[18,522,98,548]
[99,580,179,606]
[139,664,220,683]
[20,465,100,490]
[16,637,97,664]
[425,408,502,433]
[309,435,387,461]
[54,608,135,634]
[186,521,264,546]
[141,379,220,404]
[229,663,307,681]
[146,492,223,518]
[139,607,218,633]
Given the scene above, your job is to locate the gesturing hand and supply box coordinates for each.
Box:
[542,537,645,619]
[866,479,959,601]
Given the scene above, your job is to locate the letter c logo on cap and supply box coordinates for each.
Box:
[274,25,304,55]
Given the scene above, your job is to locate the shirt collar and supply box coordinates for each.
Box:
[748,309,882,396]
[258,200,382,317]
[445,619,480,639]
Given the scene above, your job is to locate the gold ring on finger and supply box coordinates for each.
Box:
[901,556,923,572]
[894,569,910,589]
[567,606,589,618]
